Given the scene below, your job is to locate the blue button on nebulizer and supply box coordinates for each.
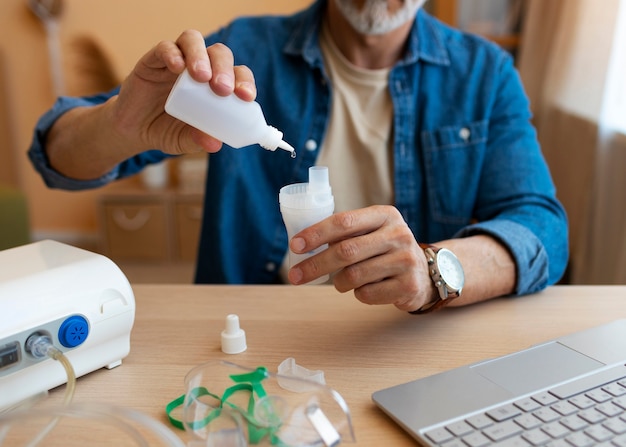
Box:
[58,315,89,348]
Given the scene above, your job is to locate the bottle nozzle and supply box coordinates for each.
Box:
[278,140,296,158]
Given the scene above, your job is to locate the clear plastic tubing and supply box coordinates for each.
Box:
[279,166,335,285]
[165,69,295,155]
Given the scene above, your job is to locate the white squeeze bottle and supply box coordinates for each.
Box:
[279,166,335,285]
[164,69,295,155]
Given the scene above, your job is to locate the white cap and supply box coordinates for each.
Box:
[221,314,247,354]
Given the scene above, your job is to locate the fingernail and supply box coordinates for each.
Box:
[172,55,185,68]
[291,237,306,253]
[236,81,256,97]
[289,267,303,284]
[214,73,234,90]
[193,59,211,76]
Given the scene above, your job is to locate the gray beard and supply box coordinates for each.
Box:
[334,0,427,35]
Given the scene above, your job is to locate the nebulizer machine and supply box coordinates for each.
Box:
[0,240,135,411]
[0,240,147,445]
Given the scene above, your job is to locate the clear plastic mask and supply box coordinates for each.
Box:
[171,360,355,447]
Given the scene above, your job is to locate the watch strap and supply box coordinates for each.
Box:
[411,243,461,314]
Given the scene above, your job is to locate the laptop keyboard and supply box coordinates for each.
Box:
[424,368,626,447]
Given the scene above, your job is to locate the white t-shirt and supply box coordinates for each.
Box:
[316,22,395,212]
[279,23,395,283]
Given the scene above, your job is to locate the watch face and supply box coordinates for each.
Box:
[437,249,465,291]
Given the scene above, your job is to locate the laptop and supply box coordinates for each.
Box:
[372,319,626,446]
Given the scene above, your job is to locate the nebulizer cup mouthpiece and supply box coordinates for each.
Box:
[308,165,331,195]
[279,167,334,285]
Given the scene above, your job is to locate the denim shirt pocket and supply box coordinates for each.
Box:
[421,120,489,226]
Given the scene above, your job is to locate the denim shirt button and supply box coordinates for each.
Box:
[305,139,318,151]
[265,262,276,272]
[459,127,471,141]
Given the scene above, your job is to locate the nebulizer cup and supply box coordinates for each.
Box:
[179,360,355,447]
[279,167,335,285]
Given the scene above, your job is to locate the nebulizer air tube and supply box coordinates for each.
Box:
[0,403,186,447]
[26,334,77,407]
[6,334,78,447]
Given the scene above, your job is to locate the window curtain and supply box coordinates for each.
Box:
[517,0,626,284]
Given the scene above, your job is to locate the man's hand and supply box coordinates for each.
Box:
[46,30,257,180]
[113,29,257,155]
[287,204,518,312]
[287,205,435,312]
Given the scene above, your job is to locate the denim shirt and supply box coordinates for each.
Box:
[28,0,568,294]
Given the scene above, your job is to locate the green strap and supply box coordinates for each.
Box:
[230,367,271,400]
[165,386,222,430]
[164,367,288,445]
[165,393,186,430]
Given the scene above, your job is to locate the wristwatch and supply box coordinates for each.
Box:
[411,243,465,314]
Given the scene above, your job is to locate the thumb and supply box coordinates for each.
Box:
[188,127,223,153]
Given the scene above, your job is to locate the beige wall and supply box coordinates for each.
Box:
[0,0,310,243]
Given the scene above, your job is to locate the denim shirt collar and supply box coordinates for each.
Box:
[282,0,451,69]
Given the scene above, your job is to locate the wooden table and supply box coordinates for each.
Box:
[33,285,626,445]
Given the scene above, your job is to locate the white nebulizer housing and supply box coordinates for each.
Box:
[0,240,135,411]
[279,166,335,285]
[164,69,295,155]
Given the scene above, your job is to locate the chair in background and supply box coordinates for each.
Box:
[0,185,30,250]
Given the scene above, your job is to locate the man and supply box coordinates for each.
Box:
[28,0,568,313]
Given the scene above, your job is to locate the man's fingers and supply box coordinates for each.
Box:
[176,29,213,81]
[291,206,402,253]
[147,32,255,102]
[233,65,257,101]
[206,43,236,96]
